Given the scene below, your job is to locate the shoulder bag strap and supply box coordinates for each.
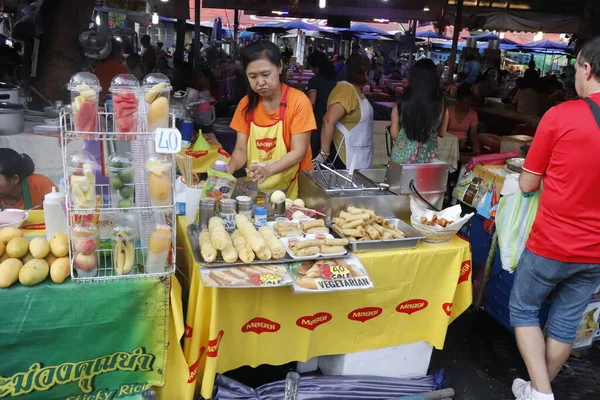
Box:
[583,97,600,129]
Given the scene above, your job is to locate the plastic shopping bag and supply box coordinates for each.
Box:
[496,189,541,273]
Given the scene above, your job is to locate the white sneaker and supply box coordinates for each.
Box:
[512,378,531,398]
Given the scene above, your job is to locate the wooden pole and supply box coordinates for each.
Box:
[194,0,201,69]
[174,19,186,65]
[407,20,415,69]
[233,9,240,60]
[447,0,464,85]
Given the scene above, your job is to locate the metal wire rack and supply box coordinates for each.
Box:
[60,109,177,282]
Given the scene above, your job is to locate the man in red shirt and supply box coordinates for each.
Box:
[509,37,600,400]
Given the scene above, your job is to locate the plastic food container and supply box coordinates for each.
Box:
[110,74,140,135]
[142,73,172,132]
[112,219,137,276]
[68,72,100,134]
[287,234,301,246]
[145,155,172,207]
[67,150,98,210]
[71,222,99,278]
[108,152,135,209]
[314,232,328,241]
[146,224,172,274]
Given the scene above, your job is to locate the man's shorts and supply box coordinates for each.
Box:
[509,248,600,343]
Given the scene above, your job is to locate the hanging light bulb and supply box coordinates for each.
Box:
[319,0,326,8]
[152,13,159,25]
[95,14,101,26]
[534,31,543,41]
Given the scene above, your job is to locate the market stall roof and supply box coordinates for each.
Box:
[358,34,394,41]
[417,30,452,40]
[519,39,571,51]
[340,24,391,36]
[444,8,582,34]
[200,0,446,22]
[462,32,518,45]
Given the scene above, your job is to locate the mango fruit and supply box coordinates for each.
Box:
[19,259,49,286]
[6,237,29,259]
[0,258,23,288]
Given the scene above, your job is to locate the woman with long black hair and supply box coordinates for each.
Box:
[306,51,337,155]
[228,41,316,198]
[390,59,448,164]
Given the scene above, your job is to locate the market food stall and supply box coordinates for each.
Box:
[166,164,474,400]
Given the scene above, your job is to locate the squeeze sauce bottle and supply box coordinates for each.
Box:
[43,187,68,240]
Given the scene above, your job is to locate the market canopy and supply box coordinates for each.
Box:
[519,40,570,51]
[341,24,390,36]
[463,32,518,45]
[358,34,393,41]
[417,30,452,40]
[279,21,325,32]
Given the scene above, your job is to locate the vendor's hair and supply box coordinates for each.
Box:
[241,40,284,119]
[400,59,444,143]
[307,51,336,80]
[578,37,600,80]
[0,148,35,181]
[345,54,371,85]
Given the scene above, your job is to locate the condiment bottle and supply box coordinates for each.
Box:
[43,187,68,241]
[213,157,228,173]
[219,199,237,232]
[236,196,253,221]
[254,205,267,228]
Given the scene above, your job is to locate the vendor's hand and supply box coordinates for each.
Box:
[312,152,328,168]
[246,164,273,183]
[473,144,482,155]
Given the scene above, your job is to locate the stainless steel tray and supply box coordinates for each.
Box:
[187,223,348,268]
[332,218,426,253]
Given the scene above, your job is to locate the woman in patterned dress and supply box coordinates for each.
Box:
[390,59,449,164]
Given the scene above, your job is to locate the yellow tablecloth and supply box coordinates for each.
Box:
[166,217,472,400]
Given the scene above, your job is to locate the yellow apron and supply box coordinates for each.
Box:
[246,86,299,198]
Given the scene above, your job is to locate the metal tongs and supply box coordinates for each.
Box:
[318,163,358,188]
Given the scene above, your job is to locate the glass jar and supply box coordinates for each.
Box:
[146,154,172,207]
[146,224,172,274]
[71,222,99,278]
[219,199,237,232]
[109,74,140,135]
[108,152,135,209]
[67,150,98,211]
[68,72,101,133]
[142,73,172,132]
[112,219,137,276]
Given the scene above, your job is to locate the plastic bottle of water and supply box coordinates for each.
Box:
[43,187,68,240]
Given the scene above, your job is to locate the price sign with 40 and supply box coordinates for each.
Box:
[155,128,182,154]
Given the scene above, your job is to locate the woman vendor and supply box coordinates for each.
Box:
[316,54,373,169]
[228,41,316,198]
[0,148,54,210]
[447,85,481,154]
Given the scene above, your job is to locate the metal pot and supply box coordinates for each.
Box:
[0,102,26,135]
[0,83,20,104]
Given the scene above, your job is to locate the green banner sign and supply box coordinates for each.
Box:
[0,278,169,399]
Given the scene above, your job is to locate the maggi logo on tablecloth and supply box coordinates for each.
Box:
[396,299,429,315]
[458,260,472,285]
[241,317,281,334]
[187,347,205,383]
[207,331,224,358]
[296,312,332,331]
[443,303,453,316]
[348,307,383,323]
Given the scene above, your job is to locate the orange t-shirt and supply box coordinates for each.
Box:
[230,85,317,171]
[0,174,55,210]
[95,60,128,93]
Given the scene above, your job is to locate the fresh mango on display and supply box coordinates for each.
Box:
[6,237,29,259]
[0,227,23,244]
[49,233,69,258]
[0,258,23,288]
[30,237,50,259]
[19,259,49,286]
[50,257,70,284]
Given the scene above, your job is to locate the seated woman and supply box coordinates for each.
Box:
[389,59,448,164]
[447,85,482,154]
[0,148,54,210]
